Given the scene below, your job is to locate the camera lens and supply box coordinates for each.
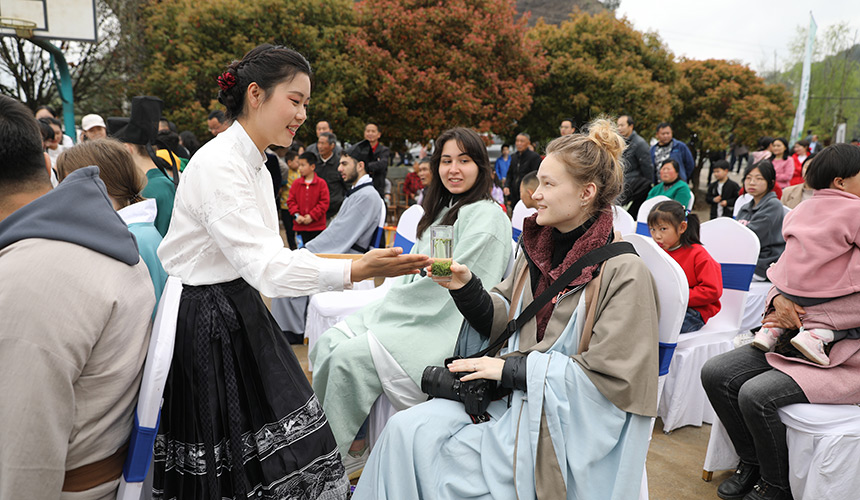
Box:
[421,366,462,402]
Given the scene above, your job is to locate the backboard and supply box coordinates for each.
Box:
[0,0,96,42]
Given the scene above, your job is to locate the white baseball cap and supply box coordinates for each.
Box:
[81,114,106,131]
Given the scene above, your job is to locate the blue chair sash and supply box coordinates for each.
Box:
[720,263,756,292]
[122,410,160,483]
[658,342,677,376]
[393,232,414,253]
[636,221,650,236]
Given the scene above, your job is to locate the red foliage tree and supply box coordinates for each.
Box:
[348,0,545,146]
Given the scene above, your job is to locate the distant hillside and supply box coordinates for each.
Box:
[516,0,610,25]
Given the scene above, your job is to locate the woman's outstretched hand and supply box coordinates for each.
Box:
[426,260,472,290]
[448,356,505,382]
[351,248,431,282]
[762,294,805,330]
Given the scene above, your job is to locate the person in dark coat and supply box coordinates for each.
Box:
[503,132,542,206]
[705,160,740,219]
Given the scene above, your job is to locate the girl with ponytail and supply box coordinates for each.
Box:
[648,200,723,332]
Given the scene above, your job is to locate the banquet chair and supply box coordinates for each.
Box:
[703,400,860,500]
[116,277,183,500]
[625,234,689,500]
[635,195,671,236]
[510,200,536,242]
[304,205,426,370]
[733,193,753,218]
[657,218,759,432]
[688,191,695,210]
[611,204,636,235]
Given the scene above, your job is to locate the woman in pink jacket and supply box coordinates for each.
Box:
[769,137,794,189]
[702,143,860,500]
[752,143,860,365]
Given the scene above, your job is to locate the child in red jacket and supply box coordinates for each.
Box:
[649,200,723,333]
[287,152,329,245]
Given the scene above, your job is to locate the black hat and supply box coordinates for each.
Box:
[345,139,375,166]
[109,96,164,145]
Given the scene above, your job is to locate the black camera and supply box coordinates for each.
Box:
[421,357,509,418]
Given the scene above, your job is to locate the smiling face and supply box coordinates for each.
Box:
[364,123,381,144]
[247,73,310,150]
[438,139,478,195]
[770,139,786,158]
[532,154,593,233]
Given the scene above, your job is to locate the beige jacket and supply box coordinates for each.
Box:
[488,251,660,417]
[0,239,154,499]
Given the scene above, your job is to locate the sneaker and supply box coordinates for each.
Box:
[752,327,783,352]
[790,328,834,366]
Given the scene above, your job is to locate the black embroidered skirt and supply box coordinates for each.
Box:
[153,278,348,500]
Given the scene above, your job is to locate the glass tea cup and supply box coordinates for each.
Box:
[430,225,454,282]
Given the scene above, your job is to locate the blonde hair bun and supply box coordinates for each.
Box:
[586,117,626,161]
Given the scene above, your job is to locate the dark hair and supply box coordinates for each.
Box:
[712,159,730,171]
[35,105,57,117]
[561,117,575,126]
[0,95,50,190]
[45,117,62,128]
[656,122,671,131]
[756,136,774,151]
[795,139,810,151]
[520,170,539,190]
[159,119,178,133]
[804,143,860,190]
[772,137,790,160]
[660,158,680,174]
[298,151,317,165]
[207,110,226,122]
[155,130,183,157]
[318,132,336,146]
[417,128,493,237]
[647,200,701,247]
[745,159,776,193]
[38,119,55,143]
[179,130,201,157]
[619,114,635,128]
[501,143,510,149]
[57,138,144,209]
[217,44,313,121]
[284,150,298,163]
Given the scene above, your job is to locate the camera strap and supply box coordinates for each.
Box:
[470,241,636,359]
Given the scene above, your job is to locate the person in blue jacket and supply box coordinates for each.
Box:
[650,122,695,182]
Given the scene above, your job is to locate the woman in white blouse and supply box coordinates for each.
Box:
[154,44,429,500]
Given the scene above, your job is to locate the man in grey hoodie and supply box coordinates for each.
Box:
[0,95,154,498]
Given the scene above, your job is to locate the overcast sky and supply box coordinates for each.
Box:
[616,0,860,73]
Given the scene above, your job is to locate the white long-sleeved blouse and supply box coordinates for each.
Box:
[158,121,351,297]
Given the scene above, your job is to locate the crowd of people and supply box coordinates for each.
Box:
[1,40,859,500]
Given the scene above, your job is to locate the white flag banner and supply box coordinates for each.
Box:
[791,13,817,143]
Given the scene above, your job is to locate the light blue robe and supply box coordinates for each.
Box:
[353,256,657,499]
[119,199,167,317]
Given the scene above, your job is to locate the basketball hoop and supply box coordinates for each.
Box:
[0,17,37,38]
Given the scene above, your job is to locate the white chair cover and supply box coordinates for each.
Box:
[658,219,760,432]
[635,195,671,236]
[510,200,536,242]
[780,403,860,499]
[611,205,637,235]
[625,235,689,500]
[117,277,183,500]
[733,193,753,218]
[688,191,695,210]
[391,204,424,252]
